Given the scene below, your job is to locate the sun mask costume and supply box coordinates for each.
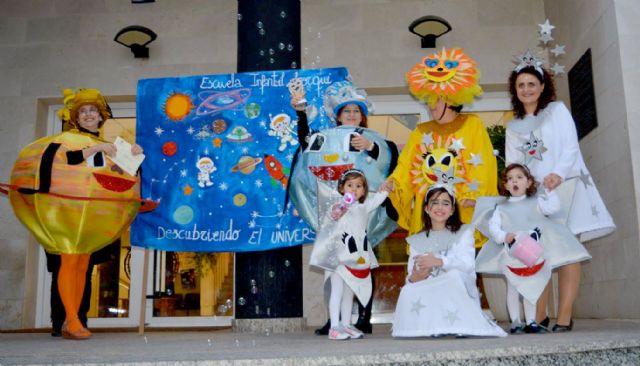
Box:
[2,88,145,254]
[389,48,497,238]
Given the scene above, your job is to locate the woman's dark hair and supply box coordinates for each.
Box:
[336,104,368,128]
[337,170,368,203]
[422,187,462,234]
[501,163,537,197]
[509,66,556,119]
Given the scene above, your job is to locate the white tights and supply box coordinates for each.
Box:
[328,271,354,328]
[507,284,536,325]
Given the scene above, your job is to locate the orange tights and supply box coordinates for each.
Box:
[58,253,91,333]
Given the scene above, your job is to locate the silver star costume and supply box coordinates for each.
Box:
[474,184,591,304]
[310,181,387,305]
[392,226,506,337]
[506,101,615,241]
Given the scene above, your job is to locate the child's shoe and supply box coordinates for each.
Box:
[343,324,364,339]
[510,321,525,334]
[524,321,548,334]
[328,326,350,340]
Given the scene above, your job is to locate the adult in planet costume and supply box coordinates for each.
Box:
[2,88,146,339]
[289,80,398,335]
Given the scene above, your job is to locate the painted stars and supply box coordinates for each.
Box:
[516,131,547,164]
[212,137,223,148]
[183,184,193,196]
[578,169,593,188]
[411,298,426,316]
[444,309,460,325]
[154,126,165,136]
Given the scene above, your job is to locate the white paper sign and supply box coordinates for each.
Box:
[107,136,145,176]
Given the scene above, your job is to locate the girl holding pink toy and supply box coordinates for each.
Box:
[475,163,591,334]
[309,169,390,340]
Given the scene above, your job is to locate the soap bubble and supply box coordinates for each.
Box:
[280,11,286,18]
[238,297,246,306]
[257,21,263,29]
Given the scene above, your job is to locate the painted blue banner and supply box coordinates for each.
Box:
[132,67,352,252]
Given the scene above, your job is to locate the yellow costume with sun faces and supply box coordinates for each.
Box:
[6,89,142,254]
[388,114,497,234]
[389,48,497,243]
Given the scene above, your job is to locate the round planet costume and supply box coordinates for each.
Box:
[388,48,498,237]
[4,88,142,254]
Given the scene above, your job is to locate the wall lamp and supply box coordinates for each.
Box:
[114,25,157,58]
[408,15,451,48]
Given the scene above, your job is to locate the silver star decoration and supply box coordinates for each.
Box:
[450,137,465,153]
[514,49,544,74]
[538,19,555,35]
[516,131,547,164]
[433,165,466,188]
[421,132,434,147]
[551,63,565,75]
[538,32,554,44]
[578,169,593,188]
[468,179,480,192]
[591,205,599,217]
[468,153,483,167]
[411,298,426,316]
[550,44,566,57]
[445,309,460,325]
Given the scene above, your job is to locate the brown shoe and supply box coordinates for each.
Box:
[62,320,92,340]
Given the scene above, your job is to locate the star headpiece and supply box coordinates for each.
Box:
[513,49,544,77]
[426,165,466,204]
[323,81,372,122]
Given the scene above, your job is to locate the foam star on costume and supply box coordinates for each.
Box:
[450,137,466,154]
[550,44,566,57]
[516,131,547,164]
[468,152,483,167]
[551,63,565,76]
[538,19,556,35]
[421,132,434,147]
[538,32,554,45]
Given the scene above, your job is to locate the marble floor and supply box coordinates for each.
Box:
[1,319,640,365]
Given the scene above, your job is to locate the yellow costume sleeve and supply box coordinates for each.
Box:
[388,125,427,234]
[454,114,498,224]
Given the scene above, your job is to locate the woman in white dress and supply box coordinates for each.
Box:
[505,56,615,331]
[392,185,506,338]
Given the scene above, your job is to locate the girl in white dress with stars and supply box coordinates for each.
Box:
[392,185,506,338]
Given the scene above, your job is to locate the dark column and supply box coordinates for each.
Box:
[235,0,303,320]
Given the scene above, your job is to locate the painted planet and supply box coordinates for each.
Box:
[233,193,247,206]
[212,119,227,134]
[244,102,261,119]
[162,141,178,156]
[231,156,263,174]
[173,205,194,225]
[226,126,252,142]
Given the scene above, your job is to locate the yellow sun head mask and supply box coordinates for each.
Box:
[56,88,112,129]
[406,47,483,108]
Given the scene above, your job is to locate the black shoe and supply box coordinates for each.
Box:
[552,319,573,333]
[510,325,525,334]
[314,320,330,336]
[354,320,372,334]
[539,316,550,328]
[524,322,548,334]
[51,329,62,337]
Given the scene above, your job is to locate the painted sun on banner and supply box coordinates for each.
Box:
[132,67,353,252]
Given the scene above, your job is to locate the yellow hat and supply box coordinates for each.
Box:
[56,88,112,128]
[406,47,483,108]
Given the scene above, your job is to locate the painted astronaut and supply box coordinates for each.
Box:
[268,113,298,152]
[196,157,216,188]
